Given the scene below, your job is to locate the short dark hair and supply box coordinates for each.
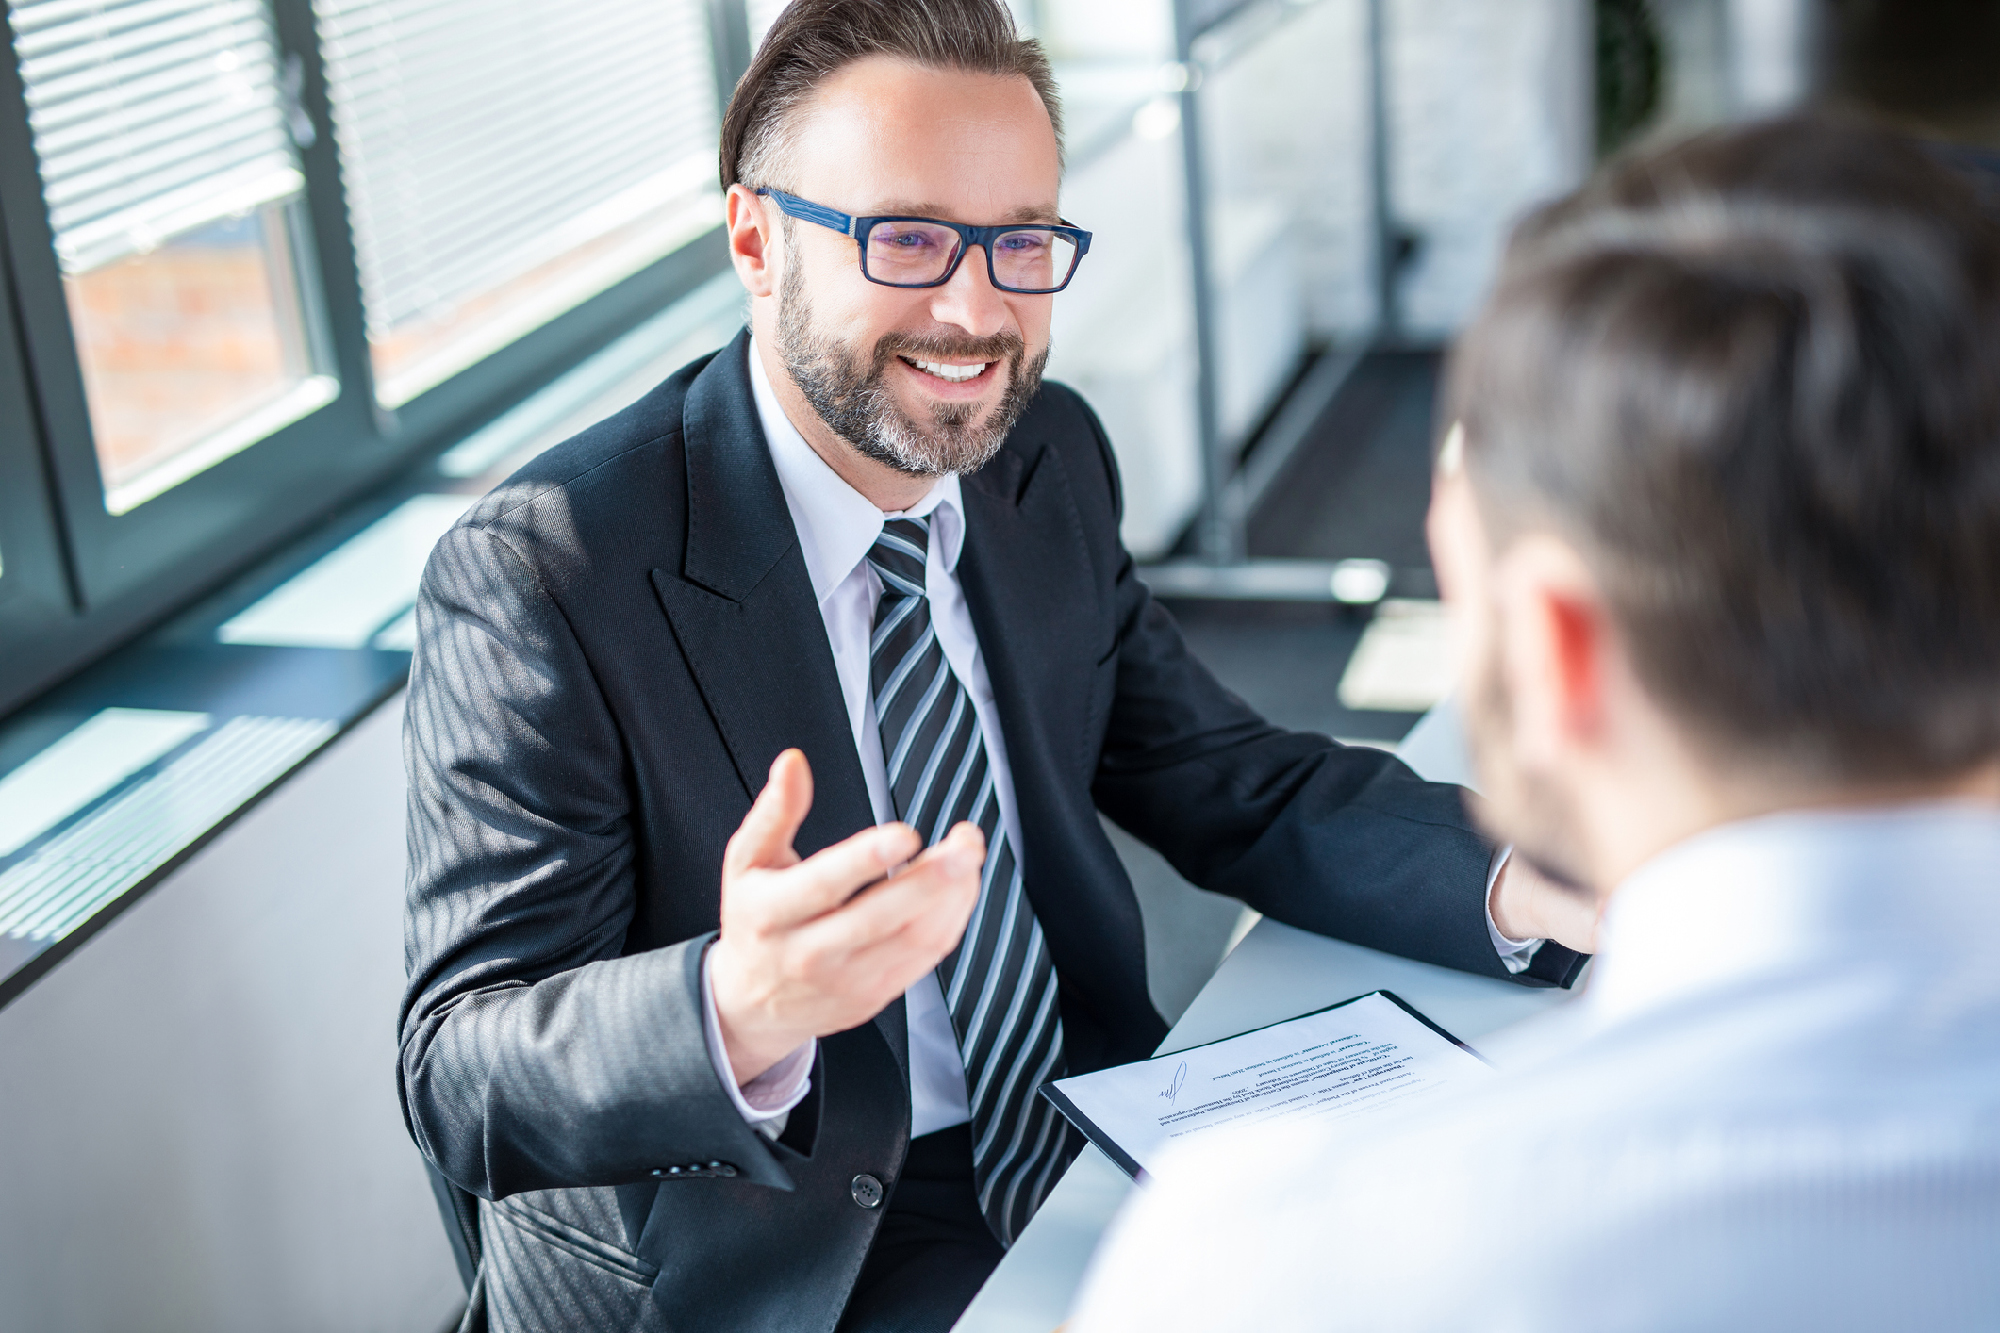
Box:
[1446,114,2000,780]
[718,0,1064,193]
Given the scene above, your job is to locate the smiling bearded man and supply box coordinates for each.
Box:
[778,246,1048,476]
[397,2,1593,1331]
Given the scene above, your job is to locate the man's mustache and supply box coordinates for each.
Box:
[872,330,1025,367]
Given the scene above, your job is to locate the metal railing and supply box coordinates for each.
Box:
[1144,0,1409,603]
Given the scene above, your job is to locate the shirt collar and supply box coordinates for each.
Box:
[1582,801,2000,1026]
[748,334,964,606]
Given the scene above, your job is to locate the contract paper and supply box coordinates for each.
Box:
[1041,991,1494,1178]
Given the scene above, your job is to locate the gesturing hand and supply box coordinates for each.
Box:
[709,748,985,1086]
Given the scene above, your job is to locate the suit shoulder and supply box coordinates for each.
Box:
[1019,377,1104,443]
[456,351,712,539]
[1014,377,1122,519]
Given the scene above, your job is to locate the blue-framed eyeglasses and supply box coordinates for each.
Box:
[758,188,1092,294]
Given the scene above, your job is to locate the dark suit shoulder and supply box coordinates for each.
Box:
[1011,378,1106,466]
[434,349,719,605]
[459,349,716,538]
[1001,376,1124,539]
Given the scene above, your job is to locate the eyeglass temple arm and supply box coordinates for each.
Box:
[757,189,858,238]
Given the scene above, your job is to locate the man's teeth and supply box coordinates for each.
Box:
[908,358,987,383]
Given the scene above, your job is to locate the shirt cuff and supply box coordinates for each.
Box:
[700,945,815,1137]
[1484,846,1546,976]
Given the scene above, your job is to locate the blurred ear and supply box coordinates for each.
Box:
[1494,534,1612,770]
[726,184,781,299]
[1426,453,1478,606]
[1427,457,1491,693]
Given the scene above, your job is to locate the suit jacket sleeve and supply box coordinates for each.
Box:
[398,521,793,1200]
[1077,410,1585,987]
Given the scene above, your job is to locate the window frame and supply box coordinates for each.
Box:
[0,243,72,633]
[0,0,752,718]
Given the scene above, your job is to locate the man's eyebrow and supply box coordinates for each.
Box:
[870,201,1062,224]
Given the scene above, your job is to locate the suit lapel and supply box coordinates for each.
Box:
[650,333,905,1076]
[957,430,1107,891]
[651,332,875,856]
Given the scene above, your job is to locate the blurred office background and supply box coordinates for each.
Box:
[0,0,1983,1328]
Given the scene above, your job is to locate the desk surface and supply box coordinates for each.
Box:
[952,916,1576,1332]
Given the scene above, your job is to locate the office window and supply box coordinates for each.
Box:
[10,0,334,514]
[315,0,723,405]
[0,0,733,716]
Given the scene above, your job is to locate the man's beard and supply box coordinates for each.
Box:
[776,258,1048,477]
[1462,603,1596,897]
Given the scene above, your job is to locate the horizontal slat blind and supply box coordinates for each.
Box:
[10,0,303,273]
[314,0,720,336]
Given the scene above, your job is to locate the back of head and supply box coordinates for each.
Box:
[718,0,1062,192]
[1446,114,2000,782]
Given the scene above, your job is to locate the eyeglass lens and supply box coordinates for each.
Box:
[864,222,1078,291]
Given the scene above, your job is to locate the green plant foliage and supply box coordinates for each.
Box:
[1597,0,1663,159]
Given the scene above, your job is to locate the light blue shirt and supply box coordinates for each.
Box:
[1074,803,2000,1331]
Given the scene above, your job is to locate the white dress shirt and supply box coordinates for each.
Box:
[703,339,1541,1136]
[1071,803,2000,1331]
[699,339,1030,1138]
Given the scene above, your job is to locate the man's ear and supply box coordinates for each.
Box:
[1495,535,1611,768]
[727,184,780,299]
[1426,451,1490,694]
[1425,453,1478,608]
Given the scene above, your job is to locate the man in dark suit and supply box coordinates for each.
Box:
[399,3,1590,1330]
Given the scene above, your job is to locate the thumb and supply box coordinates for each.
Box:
[724,749,813,876]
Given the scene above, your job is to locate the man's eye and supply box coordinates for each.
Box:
[877,230,937,250]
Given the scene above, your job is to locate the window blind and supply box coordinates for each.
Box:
[313,0,721,339]
[10,0,303,274]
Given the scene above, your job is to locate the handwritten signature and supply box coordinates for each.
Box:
[1158,1060,1188,1105]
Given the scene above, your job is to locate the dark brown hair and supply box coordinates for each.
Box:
[718,0,1063,193]
[1446,114,2000,779]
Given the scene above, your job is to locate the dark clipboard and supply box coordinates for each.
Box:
[1038,990,1485,1181]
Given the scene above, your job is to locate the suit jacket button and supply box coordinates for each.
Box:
[851,1174,885,1209]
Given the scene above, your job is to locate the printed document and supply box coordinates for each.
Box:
[1041,991,1494,1178]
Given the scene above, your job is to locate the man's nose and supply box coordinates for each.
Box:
[928,245,1011,339]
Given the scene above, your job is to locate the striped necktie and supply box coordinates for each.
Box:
[866,515,1073,1244]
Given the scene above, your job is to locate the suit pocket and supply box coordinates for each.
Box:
[490,1193,660,1286]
